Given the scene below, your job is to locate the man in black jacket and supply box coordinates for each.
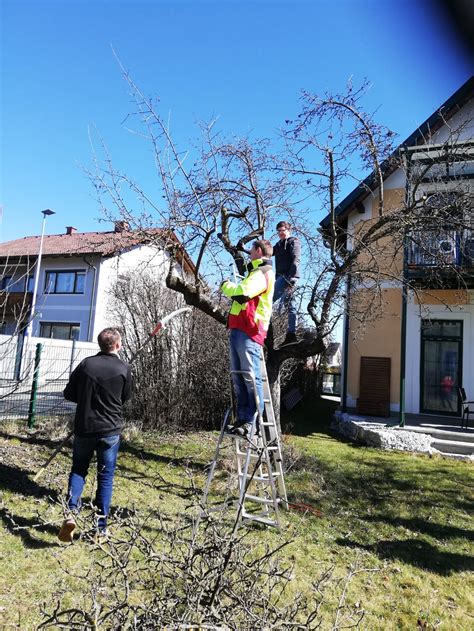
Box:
[58,328,132,542]
[273,221,301,345]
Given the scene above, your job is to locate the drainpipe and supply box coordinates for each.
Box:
[83,256,97,342]
[399,148,411,427]
[399,272,408,427]
[341,273,351,413]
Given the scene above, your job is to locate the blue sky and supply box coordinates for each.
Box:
[0,0,472,242]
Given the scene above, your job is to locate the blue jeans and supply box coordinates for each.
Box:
[68,434,121,530]
[273,275,297,333]
[229,329,264,423]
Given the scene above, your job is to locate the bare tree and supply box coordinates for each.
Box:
[87,67,472,425]
[108,271,229,430]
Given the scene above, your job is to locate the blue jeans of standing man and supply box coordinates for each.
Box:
[68,434,121,530]
[229,328,264,423]
[273,274,297,333]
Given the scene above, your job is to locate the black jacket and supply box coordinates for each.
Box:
[273,236,301,279]
[64,352,132,437]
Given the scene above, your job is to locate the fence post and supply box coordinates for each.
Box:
[69,338,77,375]
[27,343,43,428]
[14,333,25,381]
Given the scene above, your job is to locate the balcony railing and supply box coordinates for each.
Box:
[0,291,32,318]
[406,230,474,268]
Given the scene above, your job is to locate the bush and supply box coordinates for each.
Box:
[110,272,229,431]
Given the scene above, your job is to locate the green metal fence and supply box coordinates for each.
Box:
[0,335,97,426]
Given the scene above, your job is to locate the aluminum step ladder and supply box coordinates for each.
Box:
[195,349,288,531]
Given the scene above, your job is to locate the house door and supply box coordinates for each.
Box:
[420,320,462,415]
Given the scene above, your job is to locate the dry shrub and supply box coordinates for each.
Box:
[110,273,229,431]
[39,505,367,630]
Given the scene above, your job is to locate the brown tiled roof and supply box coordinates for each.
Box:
[0,228,196,274]
[0,228,166,258]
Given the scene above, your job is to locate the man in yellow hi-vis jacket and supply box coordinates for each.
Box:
[220,239,274,436]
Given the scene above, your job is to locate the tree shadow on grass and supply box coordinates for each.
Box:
[0,507,57,549]
[365,515,474,542]
[336,536,474,575]
[0,461,59,501]
[120,442,209,472]
[0,429,70,450]
[117,461,200,501]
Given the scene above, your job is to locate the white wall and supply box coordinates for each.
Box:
[24,244,171,343]
[93,244,169,339]
[431,100,474,144]
[21,336,99,384]
[405,293,474,414]
[0,333,97,384]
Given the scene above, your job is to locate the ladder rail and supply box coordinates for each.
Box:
[193,408,232,535]
[230,367,283,526]
[196,347,288,531]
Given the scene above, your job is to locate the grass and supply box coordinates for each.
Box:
[0,400,473,629]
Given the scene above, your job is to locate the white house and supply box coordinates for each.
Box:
[320,76,474,419]
[0,222,194,342]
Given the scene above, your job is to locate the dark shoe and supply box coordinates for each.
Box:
[280,332,298,346]
[58,517,76,543]
[225,419,245,435]
[233,422,252,437]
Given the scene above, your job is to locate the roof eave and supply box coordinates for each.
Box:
[320,76,474,229]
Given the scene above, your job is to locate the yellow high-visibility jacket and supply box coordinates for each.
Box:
[221,258,275,345]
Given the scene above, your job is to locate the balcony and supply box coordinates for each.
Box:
[406,230,474,287]
[0,291,32,319]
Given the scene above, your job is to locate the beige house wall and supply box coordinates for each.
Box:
[347,288,402,407]
[370,188,405,219]
[349,188,406,280]
[414,289,469,306]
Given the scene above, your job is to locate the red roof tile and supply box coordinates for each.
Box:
[0,229,164,258]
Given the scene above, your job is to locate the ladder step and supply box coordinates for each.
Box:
[244,493,281,505]
[236,445,277,456]
[198,500,235,517]
[236,450,263,459]
[242,511,278,527]
[240,472,281,482]
[261,421,276,427]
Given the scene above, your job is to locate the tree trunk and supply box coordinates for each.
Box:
[266,353,282,434]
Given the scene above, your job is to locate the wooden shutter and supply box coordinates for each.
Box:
[357,356,391,417]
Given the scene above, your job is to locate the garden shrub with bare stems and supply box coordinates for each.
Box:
[39,505,371,630]
[109,271,230,431]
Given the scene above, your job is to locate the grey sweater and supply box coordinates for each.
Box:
[273,236,301,279]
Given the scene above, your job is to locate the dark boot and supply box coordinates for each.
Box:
[280,332,297,346]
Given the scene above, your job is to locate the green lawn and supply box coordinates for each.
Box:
[0,404,472,629]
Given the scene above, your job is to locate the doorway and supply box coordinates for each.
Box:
[420,320,462,416]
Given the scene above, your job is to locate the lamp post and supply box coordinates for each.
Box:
[25,209,56,338]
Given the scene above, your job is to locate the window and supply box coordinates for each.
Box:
[40,322,80,340]
[420,319,462,415]
[44,270,86,294]
[406,192,470,267]
[1,275,34,292]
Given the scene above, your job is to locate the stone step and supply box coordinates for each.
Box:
[431,438,474,455]
[399,426,474,443]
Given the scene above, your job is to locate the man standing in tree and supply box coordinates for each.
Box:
[221,240,274,437]
[273,221,301,345]
[58,328,132,542]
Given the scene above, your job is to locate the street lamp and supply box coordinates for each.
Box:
[25,209,56,337]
